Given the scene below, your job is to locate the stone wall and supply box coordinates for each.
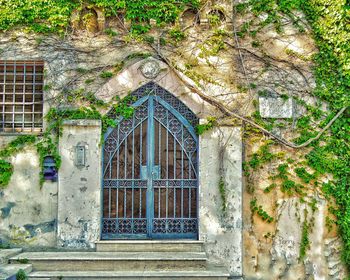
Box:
[57,120,102,249]
[0,145,57,248]
[199,126,243,276]
[0,0,348,278]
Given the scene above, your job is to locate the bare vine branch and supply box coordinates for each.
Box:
[153,47,347,149]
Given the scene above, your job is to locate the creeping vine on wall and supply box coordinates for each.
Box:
[0,0,199,34]
[0,0,349,273]
[0,93,135,187]
[238,0,350,268]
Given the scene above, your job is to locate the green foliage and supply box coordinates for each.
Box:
[0,242,10,249]
[0,135,37,188]
[0,0,199,34]
[218,177,227,212]
[16,269,27,280]
[296,115,311,129]
[263,183,276,193]
[0,159,13,188]
[169,27,186,42]
[294,167,315,183]
[85,79,95,85]
[250,198,274,223]
[100,71,113,79]
[299,212,310,260]
[306,147,335,175]
[0,135,36,158]
[281,179,305,196]
[251,40,261,48]
[272,163,289,180]
[199,31,227,57]
[207,14,221,26]
[16,258,29,264]
[195,117,217,135]
[0,0,77,33]
[143,35,155,44]
[113,95,137,120]
[251,110,274,131]
[0,91,136,187]
[322,180,350,265]
[239,0,350,269]
[248,141,275,170]
[125,52,152,61]
[104,28,118,37]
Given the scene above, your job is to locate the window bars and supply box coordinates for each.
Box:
[0,61,44,133]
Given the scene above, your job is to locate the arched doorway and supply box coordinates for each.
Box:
[101,82,199,239]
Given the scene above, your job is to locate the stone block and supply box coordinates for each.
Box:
[57,120,102,249]
[259,96,294,118]
[199,126,242,276]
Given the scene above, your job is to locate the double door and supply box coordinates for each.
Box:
[102,92,198,239]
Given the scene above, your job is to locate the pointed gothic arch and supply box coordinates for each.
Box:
[101,82,199,239]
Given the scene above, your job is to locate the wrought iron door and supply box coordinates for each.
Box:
[102,82,199,239]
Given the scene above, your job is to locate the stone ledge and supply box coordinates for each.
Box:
[62,119,101,127]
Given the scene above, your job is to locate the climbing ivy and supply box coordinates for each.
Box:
[238,0,350,269]
[250,198,274,223]
[15,269,27,280]
[0,0,199,34]
[0,159,13,188]
[299,210,310,260]
[0,135,37,188]
[218,177,227,213]
[0,92,136,187]
[195,117,217,135]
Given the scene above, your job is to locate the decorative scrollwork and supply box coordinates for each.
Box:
[103,81,199,238]
[104,137,117,153]
[135,103,148,120]
[133,219,147,234]
[152,219,167,233]
[183,219,197,233]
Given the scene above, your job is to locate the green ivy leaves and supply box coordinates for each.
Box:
[0,0,199,34]
[0,159,13,188]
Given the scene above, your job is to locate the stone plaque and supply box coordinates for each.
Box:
[259,96,294,118]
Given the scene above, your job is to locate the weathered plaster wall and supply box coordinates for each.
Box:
[242,140,347,280]
[57,120,101,249]
[0,0,347,278]
[199,126,243,276]
[0,146,57,248]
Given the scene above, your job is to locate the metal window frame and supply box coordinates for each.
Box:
[0,60,44,133]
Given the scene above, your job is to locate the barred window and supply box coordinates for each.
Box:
[0,61,44,133]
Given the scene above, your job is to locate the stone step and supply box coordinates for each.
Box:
[0,249,23,264]
[28,268,229,280]
[95,240,204,252]
[0,264,32,280]
[11,252,207,271]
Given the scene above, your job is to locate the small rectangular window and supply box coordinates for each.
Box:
[0,60,44,133]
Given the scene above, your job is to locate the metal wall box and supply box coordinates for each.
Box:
[75,145,86,166]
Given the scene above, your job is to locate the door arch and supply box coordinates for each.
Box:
[101,82,199,239]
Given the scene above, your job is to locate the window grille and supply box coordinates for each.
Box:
[0,60,44,133]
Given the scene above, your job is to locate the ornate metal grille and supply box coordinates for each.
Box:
[0,61,44,133]
[102,82,199,239]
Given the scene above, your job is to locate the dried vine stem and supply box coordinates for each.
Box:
[154,48,347,149]
[224,41,311,87]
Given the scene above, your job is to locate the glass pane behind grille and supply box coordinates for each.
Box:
[0,61,44,133]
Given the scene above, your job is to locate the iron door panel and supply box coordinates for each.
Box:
[102,82,198,239]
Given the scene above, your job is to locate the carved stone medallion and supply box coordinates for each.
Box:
[140,60,160,79]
